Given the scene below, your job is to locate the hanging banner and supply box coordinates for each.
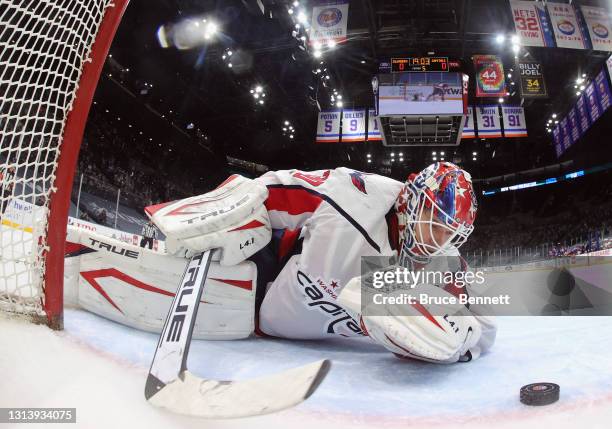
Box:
[310,0,349,46]
[501,106,527,138]
[552,124,563,157]
[548,3,589,49]
[340,109,366,142]
[607,54,612,81]
[475,105,502,138]
[595,68,612,112]
[580,6,612,52]
[316,109,341,143]
[509,0,556,47]
[585,81,603,123]
[517,59,547,98]
[559,117,572,151]
[567,107,580,144]
[367,109,382,141]
[461,106,476,139]
[575,93,591,135]
[473,55,506,98]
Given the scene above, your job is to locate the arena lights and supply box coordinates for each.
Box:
[282,120,296,138]
[498,98,505,103]
[552,113,557,118]
[495,34,505,44]
[157,16,219,50]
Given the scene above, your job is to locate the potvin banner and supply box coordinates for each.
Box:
[309,0,349,46]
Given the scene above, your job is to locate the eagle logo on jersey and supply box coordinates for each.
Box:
[349,171,367,194]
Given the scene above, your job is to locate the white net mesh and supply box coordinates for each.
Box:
[0,0,114,321]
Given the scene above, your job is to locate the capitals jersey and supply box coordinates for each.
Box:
[255,168,403,339]
[254,167,496,362]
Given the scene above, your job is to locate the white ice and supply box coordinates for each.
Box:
[2,309,612,429]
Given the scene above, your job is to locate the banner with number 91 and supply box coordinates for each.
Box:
[502,106,528,138]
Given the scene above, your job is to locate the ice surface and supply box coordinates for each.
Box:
[2,308,612,429]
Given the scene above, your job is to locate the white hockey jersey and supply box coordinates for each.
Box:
[256,167,404,339]
[254,168,496,360]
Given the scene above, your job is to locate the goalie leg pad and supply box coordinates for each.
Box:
[196,258,258,340]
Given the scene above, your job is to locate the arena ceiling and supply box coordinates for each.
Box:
[88,0,612,186]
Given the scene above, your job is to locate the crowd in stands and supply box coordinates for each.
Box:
[464,170,612,263]
[76,107,214,216]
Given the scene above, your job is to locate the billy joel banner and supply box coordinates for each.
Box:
[310,0,349,46]
[461,106,476,139]
[473,55,506,98]
[510,0,555,47]
[580,6,612,52]
[548,3,589,50]
[475,105,502,138]
[316,109,341,143]
[501,106,528,138]
[517,59,547,98]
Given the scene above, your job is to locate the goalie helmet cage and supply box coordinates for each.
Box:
[0,0,129,329]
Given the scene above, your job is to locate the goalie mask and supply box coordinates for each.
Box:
[395,162,477,263]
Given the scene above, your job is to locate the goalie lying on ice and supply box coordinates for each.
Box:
[65,162,496,364]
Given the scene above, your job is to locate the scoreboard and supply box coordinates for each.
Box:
[391,57,449,73]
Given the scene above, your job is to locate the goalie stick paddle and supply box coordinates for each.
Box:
[145,250,331,418]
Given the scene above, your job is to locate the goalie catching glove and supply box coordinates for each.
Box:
[146,175,272,266]
[339,272,486,364]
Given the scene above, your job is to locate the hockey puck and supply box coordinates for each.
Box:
[520,383,560,406]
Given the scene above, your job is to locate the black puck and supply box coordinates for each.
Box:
[520,383,560,406]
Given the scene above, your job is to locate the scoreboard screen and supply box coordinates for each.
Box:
[391,57,449,73]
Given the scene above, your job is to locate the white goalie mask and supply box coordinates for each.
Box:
[395,162,478,264]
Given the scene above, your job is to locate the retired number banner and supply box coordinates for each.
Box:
[510,0,555,47]
[461,106,476,139]
[316,109,341,143]
[367,109,382,141]
[502,106,527,138]
[473,55,506,98]
[341,109,366,142]
[475,105,502,138]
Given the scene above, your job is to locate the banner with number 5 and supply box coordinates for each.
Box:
[316,109,341,143]
[475,105,502,138]
[502,106,528,138]
[341,109,366,142]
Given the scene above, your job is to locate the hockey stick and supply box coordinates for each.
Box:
[145,250,331,418]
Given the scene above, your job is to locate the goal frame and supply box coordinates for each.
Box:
[42,0,130,329]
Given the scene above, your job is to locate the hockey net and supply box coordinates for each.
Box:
[0,0,128,328]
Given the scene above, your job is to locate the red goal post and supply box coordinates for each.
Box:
[0,0,129,329]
